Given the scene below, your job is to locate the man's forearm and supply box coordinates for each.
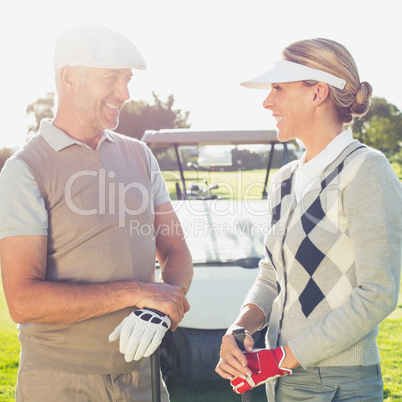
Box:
[6,278,140,325]
[6,278,191,326]
[158,251,193,293]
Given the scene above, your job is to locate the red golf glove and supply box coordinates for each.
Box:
[230,347,292,394]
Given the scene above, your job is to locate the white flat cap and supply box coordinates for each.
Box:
[54,25,147,71]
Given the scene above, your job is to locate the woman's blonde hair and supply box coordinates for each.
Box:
[282,38,372,125]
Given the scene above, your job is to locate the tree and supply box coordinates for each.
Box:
[0,147,14,172]
[353,97,402,160]
[223,147,297,171]
[116,92,191,140]
[26,92,55,135]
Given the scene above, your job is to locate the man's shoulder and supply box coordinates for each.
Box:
[107,131,151,155]
[107,131,142,144]
[106,131,156,167]
[11,134,49,161]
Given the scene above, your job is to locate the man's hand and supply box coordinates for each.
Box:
[109,308,171,362]
[230,347,292,394]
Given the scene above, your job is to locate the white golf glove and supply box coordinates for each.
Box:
[109,308,171,362]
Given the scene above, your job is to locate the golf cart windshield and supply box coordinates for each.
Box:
[142,129,288,201]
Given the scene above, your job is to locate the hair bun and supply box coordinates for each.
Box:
[351,81,372,116]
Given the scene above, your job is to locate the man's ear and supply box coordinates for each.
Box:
[58,66,79,93]
[312,82,330,106]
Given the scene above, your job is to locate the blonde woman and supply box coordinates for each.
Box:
[216,38,402,401]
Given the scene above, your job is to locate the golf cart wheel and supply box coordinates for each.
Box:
[160,332,178,385]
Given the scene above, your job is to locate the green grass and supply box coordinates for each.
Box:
[162,169,275,200]
[390,162,402,181]
[378,286,402,401]
[0,280,20,401]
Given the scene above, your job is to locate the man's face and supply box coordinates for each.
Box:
[73,67,133,131]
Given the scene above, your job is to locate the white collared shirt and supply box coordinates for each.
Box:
[294,129,357,202]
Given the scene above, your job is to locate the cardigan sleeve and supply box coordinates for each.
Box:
[289,152,402,367]
[241,174,282,327]
[241,248,280,328]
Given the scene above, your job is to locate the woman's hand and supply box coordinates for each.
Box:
[215,326,254,380]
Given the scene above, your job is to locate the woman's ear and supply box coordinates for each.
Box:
[312,82,330,106]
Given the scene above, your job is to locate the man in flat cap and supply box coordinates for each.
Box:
[0,25,193,401]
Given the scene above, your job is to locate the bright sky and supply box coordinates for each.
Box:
[1,0,401,148]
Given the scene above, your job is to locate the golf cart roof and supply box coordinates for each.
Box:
[141,129,279,146]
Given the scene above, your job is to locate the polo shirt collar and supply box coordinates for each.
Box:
[39,118,115,151]
[298,129,356,172]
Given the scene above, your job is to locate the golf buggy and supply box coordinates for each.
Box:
[141,129,291,382]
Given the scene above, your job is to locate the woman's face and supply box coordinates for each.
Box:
[262,81,315,143]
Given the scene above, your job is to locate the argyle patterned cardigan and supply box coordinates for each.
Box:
[243,141,402,373]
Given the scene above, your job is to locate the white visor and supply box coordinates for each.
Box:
[240,60,346,90]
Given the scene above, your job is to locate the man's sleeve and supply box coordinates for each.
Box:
[148,150,171,208]
[0,157,48,240]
